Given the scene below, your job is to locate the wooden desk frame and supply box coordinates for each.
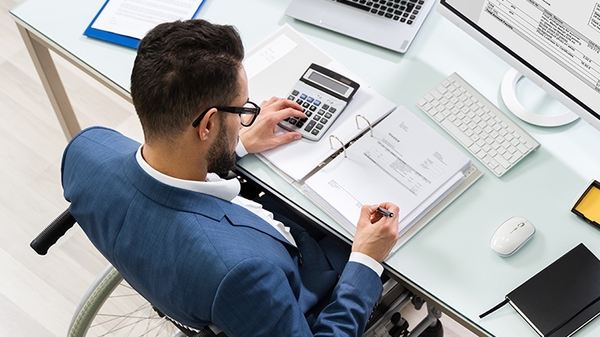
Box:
[13,17,132,140]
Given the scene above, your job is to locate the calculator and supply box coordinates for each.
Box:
[280,63,360,141]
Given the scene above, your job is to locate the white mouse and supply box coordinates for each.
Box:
[490,216,536,257]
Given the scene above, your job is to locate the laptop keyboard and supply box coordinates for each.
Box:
[335,0,426,24]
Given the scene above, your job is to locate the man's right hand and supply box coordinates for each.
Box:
[238,97,306,154]
[351,203,399,263]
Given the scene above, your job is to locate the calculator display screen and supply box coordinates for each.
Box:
[307,71,349,96]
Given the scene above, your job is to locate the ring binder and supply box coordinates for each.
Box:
[304,106,480,252]
[329,135,347,158]
[355,114,373,137]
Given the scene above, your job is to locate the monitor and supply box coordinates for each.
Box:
[438,0,600,131]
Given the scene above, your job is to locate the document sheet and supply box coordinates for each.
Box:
[303,106,471,236]
[91,0,204,40]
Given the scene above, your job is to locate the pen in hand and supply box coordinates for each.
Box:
[376,207,394,218]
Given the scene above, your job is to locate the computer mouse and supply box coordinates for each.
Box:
[490,216,536,257]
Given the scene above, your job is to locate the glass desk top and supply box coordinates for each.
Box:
[11,0,600,335]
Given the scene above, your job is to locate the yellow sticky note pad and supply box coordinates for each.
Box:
[572,181,600,226]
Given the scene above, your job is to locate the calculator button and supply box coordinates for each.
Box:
[292,90,299,96]
[321,119,329,125]
[288,118,297,125]
[309,105,316,111]
[305,110,313,117]
[296,99,303,105]
[304,121,316,132]
[288,95,295,100]
[329,107,337,113]
[313,116,321,122]
[325,112,332,119]
[322,104,330,110]
[318,109,326,115]
[300,93,307,100]
[314,100,321,106]
[307,97,314,103]
[312,129,320,135]
[302,102,310,108]
[296,121,304,128]
[316,124,323,130]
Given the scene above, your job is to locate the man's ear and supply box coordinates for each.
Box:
[197,108,219,141]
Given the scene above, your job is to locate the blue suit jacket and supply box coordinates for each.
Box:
[61,127,383,336]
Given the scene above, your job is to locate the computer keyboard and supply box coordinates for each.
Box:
[416,73,540,177]
[336,0,426,24]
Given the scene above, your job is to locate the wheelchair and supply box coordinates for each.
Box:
[31,182,445,337]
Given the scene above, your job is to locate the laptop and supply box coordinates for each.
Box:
[285,0,435,53]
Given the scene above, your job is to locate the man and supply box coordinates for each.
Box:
[61,19,399,336]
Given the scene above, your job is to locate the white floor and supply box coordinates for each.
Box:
[0,1,475,335]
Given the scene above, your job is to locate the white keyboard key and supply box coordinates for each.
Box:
[495,154,511,169]
[517,143,528,154]
[417,72,540,177]
[431,89,443,100]
[441,119,473,147]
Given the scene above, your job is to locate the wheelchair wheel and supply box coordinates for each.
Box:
[68,265,186,337]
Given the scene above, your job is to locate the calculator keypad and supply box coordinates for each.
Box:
[281,89,343,141]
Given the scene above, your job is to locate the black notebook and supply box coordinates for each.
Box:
[490,244,600,337]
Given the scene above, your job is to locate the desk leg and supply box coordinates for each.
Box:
[17,24,81,140]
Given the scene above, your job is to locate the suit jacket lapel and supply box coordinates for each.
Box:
[122,153,294,248]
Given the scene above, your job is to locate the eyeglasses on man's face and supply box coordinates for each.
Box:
[191,100,261,128]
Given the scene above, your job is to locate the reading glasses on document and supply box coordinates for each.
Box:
[192,100,261,128]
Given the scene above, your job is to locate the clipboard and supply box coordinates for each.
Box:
[84,0,205,49]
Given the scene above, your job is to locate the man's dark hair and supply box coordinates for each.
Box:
[131,20,245,142]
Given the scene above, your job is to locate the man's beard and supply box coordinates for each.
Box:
[206,120,237,175]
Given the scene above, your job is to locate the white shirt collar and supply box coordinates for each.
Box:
[135,146,241,201]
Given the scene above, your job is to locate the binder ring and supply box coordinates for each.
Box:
[355,114,373,137]
[329,135,347,158]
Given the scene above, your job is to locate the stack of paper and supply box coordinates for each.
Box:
[303,106,472,239]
